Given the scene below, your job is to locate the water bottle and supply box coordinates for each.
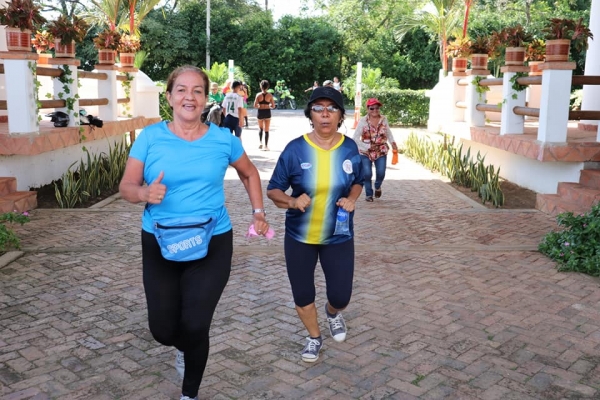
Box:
[333,207,351,236]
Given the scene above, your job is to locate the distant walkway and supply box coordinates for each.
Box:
[2,113,599,399]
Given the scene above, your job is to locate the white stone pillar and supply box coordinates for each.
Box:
[582,0,600,135]
[0,52,39,134]
[452,71,466,122]
[465,70,488,127]
[51,60,80,128]
[118,68,137,118]
[96,64,119,122]
[500,66,529,135]
[537,62,576,142]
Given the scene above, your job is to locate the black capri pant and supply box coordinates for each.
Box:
[284,233,354,309]
[141,229,233,398]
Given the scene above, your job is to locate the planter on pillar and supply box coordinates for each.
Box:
[119,52,135,67]
[528,61,544,76]
[54,39,76,58]
[452,57,468,73]
[505,47,526,65]
[470,54,488,70]
[545,39,571,62]
[98,49,116,65]
[5,27,32,51]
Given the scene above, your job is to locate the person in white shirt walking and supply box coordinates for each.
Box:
[222,80,245,138]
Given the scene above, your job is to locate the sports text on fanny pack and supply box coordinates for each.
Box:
[166,234,204,255]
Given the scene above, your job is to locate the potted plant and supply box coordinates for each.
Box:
[498,24,533,65]
[93,29,122,65]
[526,38,546,75]
[31,29,55,64]
[543,18,594,62]
[47,15,90,58]
[0,0,46,52]
[117,33,141,67]
[469,35,497,70]
[445,36,471,72]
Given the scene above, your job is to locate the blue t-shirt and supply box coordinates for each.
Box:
[129,121,244,234]
[267,134,363,245]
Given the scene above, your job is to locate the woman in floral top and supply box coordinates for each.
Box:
[352,98,398,202]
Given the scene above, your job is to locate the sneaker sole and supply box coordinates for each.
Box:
[331,334,346,343]
[302,355,319,363]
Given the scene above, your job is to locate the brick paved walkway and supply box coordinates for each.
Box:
[2,112,600,399]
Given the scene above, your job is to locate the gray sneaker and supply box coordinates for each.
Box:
[301,337,323,363]
[326,307,347,343]
[180,396,197,400]
[175,350,185,379]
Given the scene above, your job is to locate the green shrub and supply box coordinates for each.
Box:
[403,133,504,207]
[54,140,131,208]
[361,89,429,126]
[539,203,600,276]
[0,211,31,251]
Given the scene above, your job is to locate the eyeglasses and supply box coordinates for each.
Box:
[311,105,339,113]
[368,106,380,111]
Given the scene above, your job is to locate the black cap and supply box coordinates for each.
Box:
[308,86,344,110]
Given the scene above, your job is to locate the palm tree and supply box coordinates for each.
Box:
[394,0,463,73]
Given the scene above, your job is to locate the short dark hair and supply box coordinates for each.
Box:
[232,80,242,90]
[260,80,270,90]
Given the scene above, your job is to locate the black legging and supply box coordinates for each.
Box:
[141,229,233,398]
[284,234,354,309]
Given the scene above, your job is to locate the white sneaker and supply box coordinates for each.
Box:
[180,396,197,400]
[175,350,185,379]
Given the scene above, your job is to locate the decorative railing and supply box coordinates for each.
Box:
[0,51,161,136]
[439,62,600,143]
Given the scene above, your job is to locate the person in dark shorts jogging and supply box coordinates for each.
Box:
[266,87,364,363]
[253,80,276,150]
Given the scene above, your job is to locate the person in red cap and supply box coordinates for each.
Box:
[352,97,398,201]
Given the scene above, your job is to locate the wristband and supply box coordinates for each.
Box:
[252,208,266,215]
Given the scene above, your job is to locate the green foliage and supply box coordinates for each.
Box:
[0,0,45,31]
[0,211,31,251]
[342,66,399,100]
[403,133,504,206]
[509,72,528,94]
[539,203,600,276]
[53,140,131,208]
[361,89,429,127]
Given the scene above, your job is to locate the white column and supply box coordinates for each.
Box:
[500,66,529,135]
[52,65,79,127]
[352,62,362,129]
[118,69,137,118]
[4,58,38,134]
[228,60,234,82]
[96,65,118,122]
[465,72,487,127]
[452,73,466,122]
[537,63,576,142]
[583,0,600,135]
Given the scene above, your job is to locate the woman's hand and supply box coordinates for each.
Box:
[145,171,167,204]
[289,193,311,212]
[336,197,356,212]
[252,212,270,236]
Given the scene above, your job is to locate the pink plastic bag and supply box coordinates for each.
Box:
[247,224,275,240]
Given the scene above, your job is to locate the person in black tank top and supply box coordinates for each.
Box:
[253,80,276,151]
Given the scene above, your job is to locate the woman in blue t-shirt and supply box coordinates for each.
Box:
[267,87,364,363]
[119,65,270,400]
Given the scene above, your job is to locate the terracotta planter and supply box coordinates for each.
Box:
[505,47,526,66]
[545,39,570,62]
[528,61,544,76]
[5,27,32,52]
[119,52,136,67]
[54,39,76,58]
[452,57,468,72]
[470,54,489,70]
[98,49,116,64]
[37,53,52,65]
